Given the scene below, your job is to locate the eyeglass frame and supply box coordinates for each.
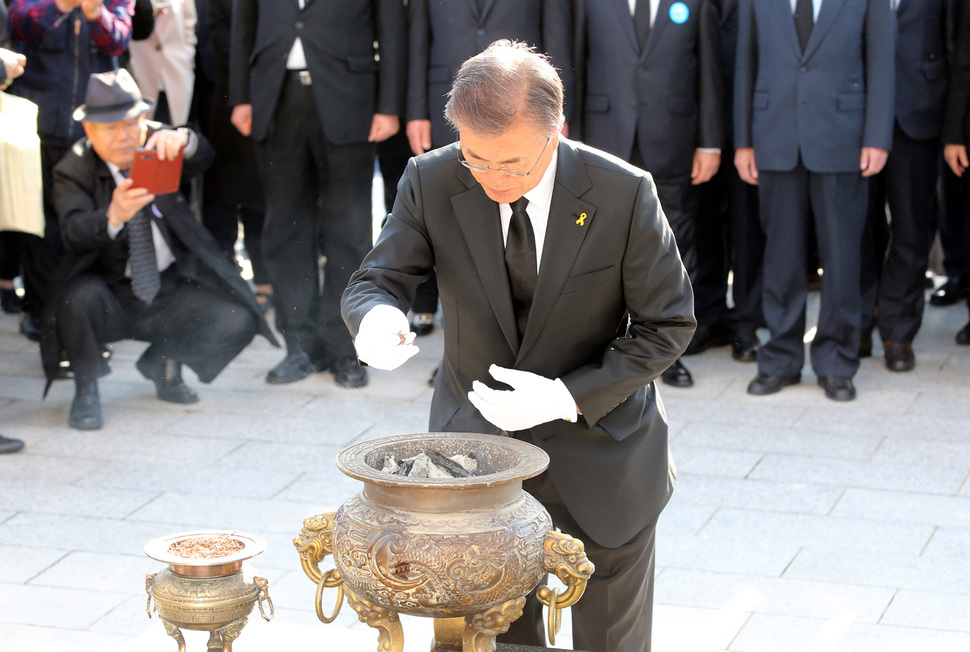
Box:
[457,134,554,177]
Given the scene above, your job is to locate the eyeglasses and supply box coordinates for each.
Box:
[90,119,142,138]
[458,136,552,177]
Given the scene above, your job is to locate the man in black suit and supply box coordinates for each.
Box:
[942,0,970,343]
[860,0,952,371]
[690,0,764,363]
[575,0,723,389]
[735,0,895,401]
[343,41,694,652]
[41,70,278,430]
[229,0,406,388]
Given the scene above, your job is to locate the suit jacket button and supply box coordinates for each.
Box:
[295,21,304,29]
[799,66,808,73]
[477,29,485,36]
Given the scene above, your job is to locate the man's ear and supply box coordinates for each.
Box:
[82,122,94,140]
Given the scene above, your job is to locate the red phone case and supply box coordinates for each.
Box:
[128,148,184,195]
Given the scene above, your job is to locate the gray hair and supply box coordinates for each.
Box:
[444,40,564,140]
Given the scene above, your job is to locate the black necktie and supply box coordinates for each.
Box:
[794,0,814,52]
[128,207,161,303]
[505,197,537,339]
[634,0,652,49]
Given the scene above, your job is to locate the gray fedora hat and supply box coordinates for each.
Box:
[72,69,155,123]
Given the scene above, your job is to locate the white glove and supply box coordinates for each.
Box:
[353,304,420,371]
[468,364,578,431]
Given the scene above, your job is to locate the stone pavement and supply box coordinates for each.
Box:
[1,281,969,652]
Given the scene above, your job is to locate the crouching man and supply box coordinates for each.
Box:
[41,69,278,430]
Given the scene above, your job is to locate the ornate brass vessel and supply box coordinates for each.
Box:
[294,432,594,652]
[145,530,274,652]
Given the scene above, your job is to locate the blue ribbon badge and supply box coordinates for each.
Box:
[669,2,689,24]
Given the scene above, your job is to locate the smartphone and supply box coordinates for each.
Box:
[128,148,183,195]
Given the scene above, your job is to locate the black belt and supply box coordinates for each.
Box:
[286,69,312,86]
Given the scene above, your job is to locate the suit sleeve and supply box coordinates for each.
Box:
[375,0,408,117]
[406,0,431,122]
[733,0,756,148]
[862,0,895,150]
[542,0,577,125]
[560,175,696,428]
[697,0,725,149]
[228,0,257,106]
[943,0,970,145]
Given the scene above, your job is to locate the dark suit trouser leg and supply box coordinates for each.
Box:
[129,272,258,383]
[757,168,812,376]
[859,171,888,341]
[808,170,868,378]
[21,144,68,317]
[877,130,938,343]
[940,163,968,281]
[500,472,657,652]
[58,275,133,383]
[726,156,766,333]
[693,166,730,328]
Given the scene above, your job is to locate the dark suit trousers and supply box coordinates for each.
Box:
[860,124,938,343]
[20,144,68,317]
[57,269,257,384]
[255,72,374,362]
[694,152,765,331]
[758,163,868,378]
[499,469,657,652]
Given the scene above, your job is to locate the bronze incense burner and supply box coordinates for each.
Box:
[145,530,274,652]
[294,432,594,652]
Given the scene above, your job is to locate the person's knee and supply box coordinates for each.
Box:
[58,276,108,322]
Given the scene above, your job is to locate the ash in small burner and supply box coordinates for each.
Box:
[380,449,481,478]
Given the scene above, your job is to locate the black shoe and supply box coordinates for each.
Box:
[410,313,435,337]
[266,351,315,384]
[19,312,40,342]
[684,322,731,356]
[817,375,856,401]
[731,330,760,362]
[69,381,103,430]
[929,276,967,307]
[1,288,21,314]
[858,338,872,359]
[660,359,693,387]
[0,435,25,454]
[883,341,914,372]
[136,354,200,404]
[747,372,800,396]
[956,322,970,345]
[330,356,368,388]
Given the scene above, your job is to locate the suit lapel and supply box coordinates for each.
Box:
[767,0,803,58]
[802,0,848,59]
[516,141,596,362]
[479,0,497,21]
[642,0,674,60]
[609,0,641,53]
[451,172,520,353]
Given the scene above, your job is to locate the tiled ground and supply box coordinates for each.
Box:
[1,265,969,651]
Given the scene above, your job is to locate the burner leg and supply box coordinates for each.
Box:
[463,597,526,652]
[346,587,405,652]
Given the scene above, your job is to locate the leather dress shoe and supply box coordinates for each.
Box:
[883,341,914,372]
[410,313,435,337]
[266,351,316,384]
[858,338,872,359]
[137,355,199,404]
[330,356,368,388]
[731,330,760,362]
[956,322,970,345]
[684,321,731,356]
[0,435,25,454]
[747,372,800,396]
[929,276,967,307]
[19,312,40,342]
[660,359,693,388]
[69,381,103,430]
[817,375,856,401]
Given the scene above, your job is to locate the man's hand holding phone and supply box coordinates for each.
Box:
[144,128,188,161]
[107,179,154,228]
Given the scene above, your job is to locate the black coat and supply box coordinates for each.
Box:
[40,124,278,392]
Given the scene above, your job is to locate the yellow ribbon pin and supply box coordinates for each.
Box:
[576,212,587,226]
